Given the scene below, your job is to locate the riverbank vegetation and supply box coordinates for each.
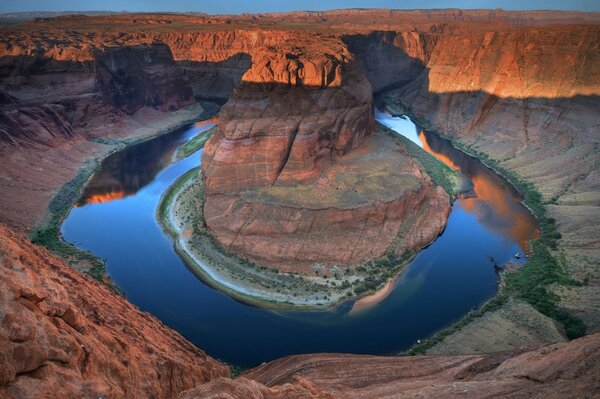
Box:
[377,123,460,198]
[30,160,108,282]
[471,151,587,339]
[175,126,215,160]
[29,106,220,285]
[382,99,586,345]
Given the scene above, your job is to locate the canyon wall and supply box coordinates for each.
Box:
[376,23,600,334]
[0,224,228,398]
[0,38,202,232]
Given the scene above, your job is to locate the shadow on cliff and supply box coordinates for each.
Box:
[343,31,599,148]
[176,53,252,102]
[0,49,246,147]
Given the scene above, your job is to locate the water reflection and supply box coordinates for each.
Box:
[78,120,216,206]
[417,129,540,252]
[61,113,538,368]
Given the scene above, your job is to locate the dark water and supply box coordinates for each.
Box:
[61,112,538,368]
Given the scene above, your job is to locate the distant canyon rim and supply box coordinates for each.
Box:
[1,9,599,398]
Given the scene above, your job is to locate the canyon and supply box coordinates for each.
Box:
[0,8,599,397]
[2,223,599,398]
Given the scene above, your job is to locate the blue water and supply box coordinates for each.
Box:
[61,114,537,368]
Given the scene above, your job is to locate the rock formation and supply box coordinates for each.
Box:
[200,34,451,271]
[0,224,228,398]
[203,131,450,272]
[233,332,600,399]
[0,9,599,397]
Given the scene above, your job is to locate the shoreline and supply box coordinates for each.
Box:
[157,165,434,312]
[381,99,586,353]
[31,102,220,285]
[157,169,354,311]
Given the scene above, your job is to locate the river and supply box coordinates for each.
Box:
[61,111,538,368]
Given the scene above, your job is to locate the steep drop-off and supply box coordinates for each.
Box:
[200,39,451,271]
[0,224,228,398]
[0,10,599,396]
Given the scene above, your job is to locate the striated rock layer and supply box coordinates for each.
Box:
[182,332,600,399]
[0,224,229,398]
[199,34,452,271]
[204,132,450,272]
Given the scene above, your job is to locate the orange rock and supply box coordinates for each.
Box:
[0,224,228,398]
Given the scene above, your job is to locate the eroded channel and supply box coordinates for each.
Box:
[61,112,538,368]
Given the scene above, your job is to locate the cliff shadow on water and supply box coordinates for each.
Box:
[344,30,595,340]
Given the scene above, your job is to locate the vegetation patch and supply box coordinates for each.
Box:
[409,294,509,355]
[382,97,586,343]
[30,160,108,284]
[377,122,460,198]
[455,143,586,340]
[175,126,215,160]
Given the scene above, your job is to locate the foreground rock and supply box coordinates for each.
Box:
[182,332,600,398]
[1,221,599,398]
[0,224,228,398]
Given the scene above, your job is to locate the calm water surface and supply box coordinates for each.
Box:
[61,112,538,368]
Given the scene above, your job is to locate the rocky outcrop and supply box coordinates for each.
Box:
[0,224,228,398]
[197,33,454,272]
[202,47,374,193]
[204,132,450,271]
[234,332,600,398]
[199,38,432,271]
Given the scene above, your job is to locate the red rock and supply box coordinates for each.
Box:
[0,224,228,398]
[239,332,600,398]
[204,133,450,272]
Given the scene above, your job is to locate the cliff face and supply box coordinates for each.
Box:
[0,39,201,232]
[379,23,600,334]
[0,224,228,398]
[0,43,193,148]
[202,49,374,193]
[199,36,452,271]
[95,44,194,114]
